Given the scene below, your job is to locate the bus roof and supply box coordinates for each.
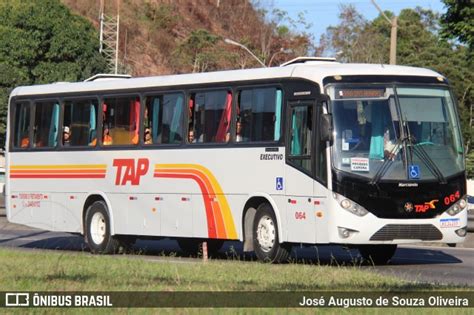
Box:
[10,62,443,98]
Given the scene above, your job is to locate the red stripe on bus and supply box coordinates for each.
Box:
[10,169,106,174]
[154,169,227,239]
[10,174,106,179]
[154,170,227,238]
[154,172,217,239]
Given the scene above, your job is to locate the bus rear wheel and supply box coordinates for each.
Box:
[85,201,120,254]
[253,203,291,263]
[358,244,397,265]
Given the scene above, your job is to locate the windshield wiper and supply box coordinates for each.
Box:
[409,140,447,184]
[369,136,406,186]
[400,113,447,183]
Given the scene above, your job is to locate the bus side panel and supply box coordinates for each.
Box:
[313,180,331,244]
[52,192,84,233]
[126,194,161,237]
[284,165,316,244]
[8,147,288,242]
[9,192,54,231]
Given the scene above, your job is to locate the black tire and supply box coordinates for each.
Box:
[447,243,457,248]
[177,238,224,256]
[359,244,397,265]
[85,200,120,254]
[252,203,291,263]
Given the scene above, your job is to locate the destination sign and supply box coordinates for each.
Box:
[336,88,385,99]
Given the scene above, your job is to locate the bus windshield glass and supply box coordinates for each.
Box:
[328,85,464,181]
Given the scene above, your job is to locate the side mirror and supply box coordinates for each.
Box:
[320,113,333,142]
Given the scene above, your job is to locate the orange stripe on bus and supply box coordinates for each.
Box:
[155,172,218,238]
[154,164,237,240]
[10,164,106,170]
[155,168,227,239]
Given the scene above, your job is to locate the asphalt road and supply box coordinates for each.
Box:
[0,214,473,287]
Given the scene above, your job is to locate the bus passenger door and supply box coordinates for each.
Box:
[285,101,316,244]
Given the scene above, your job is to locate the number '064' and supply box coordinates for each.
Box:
[295,212,306,220]
[444,190,460,206]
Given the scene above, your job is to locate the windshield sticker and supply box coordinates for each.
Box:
[408,165,420,179]
[342,141,349,151]
[342,158,351,165]
[440,218,460,228]
[350,157,369,172]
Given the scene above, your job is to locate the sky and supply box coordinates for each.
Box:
[269,0,446,41]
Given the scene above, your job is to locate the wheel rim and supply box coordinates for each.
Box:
[256,215,276,252]
[90,212,106,245]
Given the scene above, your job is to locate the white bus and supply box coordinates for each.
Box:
[6,57,468,264]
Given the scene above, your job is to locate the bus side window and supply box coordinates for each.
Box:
[102,96,140,146]
[33,101,59,148]
[63,99,98,147]
[145,93,184,145]
[191,90,231,144]
[238,87,282,142]
[13,102,31,149]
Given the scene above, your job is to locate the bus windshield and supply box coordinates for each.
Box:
[328,85,464,181]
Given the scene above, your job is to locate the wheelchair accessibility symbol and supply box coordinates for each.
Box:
[409,165,420,179]
[276,177,284,191]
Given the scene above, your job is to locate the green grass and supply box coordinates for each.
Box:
[0,248,446,291]
[0,248,473,313]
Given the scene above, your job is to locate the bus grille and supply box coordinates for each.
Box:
[369,224,443,241]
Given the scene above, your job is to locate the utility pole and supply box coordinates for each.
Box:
[371,0,397,65]
[99,0,121,74]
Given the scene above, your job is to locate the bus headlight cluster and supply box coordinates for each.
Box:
[333,193,369,217]
[446,197,467,216]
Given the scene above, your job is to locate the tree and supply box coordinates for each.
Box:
[441,0,474,50]
[320,5,386,63]
[0,0,107,138]
[320,6,474,176]
[173,29,222,73]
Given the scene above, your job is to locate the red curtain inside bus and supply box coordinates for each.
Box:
[215,92,232,142]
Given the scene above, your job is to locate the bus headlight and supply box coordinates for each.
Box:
[446,197,466,216]
[333,193,369,217]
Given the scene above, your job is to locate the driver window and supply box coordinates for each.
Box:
[289,105,313,174]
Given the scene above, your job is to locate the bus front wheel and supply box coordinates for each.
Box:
[358,244,397,265]
[85,201,120,254]
[253,203,291,263]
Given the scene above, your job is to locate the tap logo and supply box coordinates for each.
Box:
[415,199,439,213]
[113,158,149,185]
[404,202,414,213]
